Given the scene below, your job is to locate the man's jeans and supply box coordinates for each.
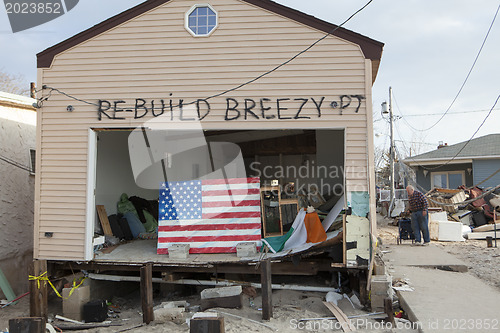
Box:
[411,210,430,243]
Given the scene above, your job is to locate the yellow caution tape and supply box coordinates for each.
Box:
[29,272,86,299]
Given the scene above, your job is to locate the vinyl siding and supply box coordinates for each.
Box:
[36,0,373,260]
[473,159,500,189]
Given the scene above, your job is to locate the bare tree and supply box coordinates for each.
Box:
[0,69,30,96]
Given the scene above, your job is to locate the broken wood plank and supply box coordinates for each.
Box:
[0,267,16,302]
[384,298,395,326]
[472,223,500,232]
[96,205,113,236]
[9,317,45,333]
[260,259,273,320]
[467,231,500,240]
[323,301,356,332]
[140,263,154,324]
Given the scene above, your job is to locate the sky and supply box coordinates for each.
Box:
[1,0,499,158]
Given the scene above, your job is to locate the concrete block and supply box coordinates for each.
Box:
[168,244,190,259]
[201,286,242,300]
[190,313,224,333]
[370,294,386,311]
[373,257,386,275]
[154,307,185,324]
[62,285,90,321]
[236,242,257,257]
[371,274,392,296]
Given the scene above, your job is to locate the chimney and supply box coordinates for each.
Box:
[437,141,448,149]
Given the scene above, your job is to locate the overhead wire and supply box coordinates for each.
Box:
[399,2,500,132]
[39,0,375,109]
[0,154,32,173]
[404,94,499,171]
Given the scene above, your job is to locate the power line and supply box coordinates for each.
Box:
[0,154,32,173]
[404,94,500,171]
[405,2,500,132]
[402,108,500,117]
[40,0,375,109]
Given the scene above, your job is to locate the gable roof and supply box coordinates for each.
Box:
[404,134,500,165]
[37,0,384,80]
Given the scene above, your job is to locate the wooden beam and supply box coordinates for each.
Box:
[472,223,500,232]
[140,263,154,324]
[29,260,48,321]
[358,271,368,306]
[384,298,395,326]
[260,260,272,320]
[96,205,113,236]
[467,231,500,240]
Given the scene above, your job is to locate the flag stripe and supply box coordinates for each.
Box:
[202,206,260,214]
[202,188,260,196]
[158,218,261,225]
[201,194,260,202]
[202,211,261,219]
[158,223,261,232]
[202,177,260,185]
[159,229,261,237]
[202,200,261,208]
[159,235,261,243]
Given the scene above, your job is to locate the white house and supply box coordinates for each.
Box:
[0,91,36,297]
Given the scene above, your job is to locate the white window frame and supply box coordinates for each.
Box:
[185,4,218,37]
[431,171,465,189]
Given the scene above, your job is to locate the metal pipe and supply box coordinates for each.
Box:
[88,273,339,292]
[299,311,386,322]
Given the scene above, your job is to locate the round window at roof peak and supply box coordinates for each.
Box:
[185,4,218,37]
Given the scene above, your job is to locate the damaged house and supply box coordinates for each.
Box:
[33,0,383,319]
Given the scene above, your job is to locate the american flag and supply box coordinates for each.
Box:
[157,177,261,254]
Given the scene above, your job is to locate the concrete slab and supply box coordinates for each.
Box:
[383,243,468,272]
[382,243,500,332]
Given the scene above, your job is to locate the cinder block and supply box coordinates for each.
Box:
[370,294,386,311]
[62,285,90,321]
[168,244,190,259]
[236,242,257,257]
[201,286,242,300]
[371,274,392,296]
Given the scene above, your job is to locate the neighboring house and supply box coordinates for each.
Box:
[404,134,500,191]
[0,91,36,297]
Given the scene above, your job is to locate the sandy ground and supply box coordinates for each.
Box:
[0,287,399,332]
[376,214,500,291]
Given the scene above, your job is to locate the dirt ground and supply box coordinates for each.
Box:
[0,285,401,332]
[376,214,500,291]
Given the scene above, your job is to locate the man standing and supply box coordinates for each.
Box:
[406,185,430,245]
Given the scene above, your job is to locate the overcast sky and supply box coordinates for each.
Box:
[1,0,499,157]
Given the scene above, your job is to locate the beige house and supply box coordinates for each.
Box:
[35,0,383,289]
[0,91,36,297]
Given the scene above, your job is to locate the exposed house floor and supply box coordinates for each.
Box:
[94,239,258,265]
[93,229,343,266]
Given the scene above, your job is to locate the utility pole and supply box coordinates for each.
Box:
[381,87,396,216]
[388,87,396,212]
